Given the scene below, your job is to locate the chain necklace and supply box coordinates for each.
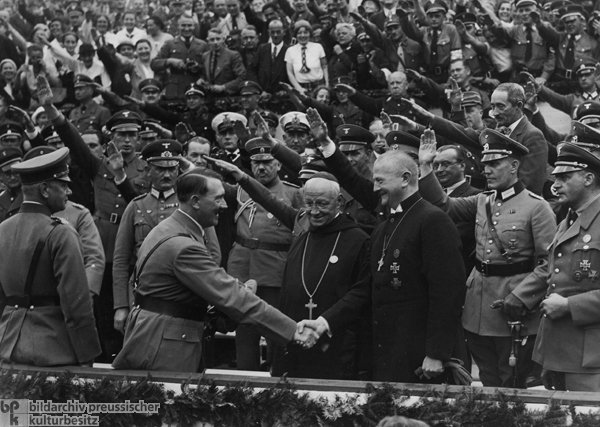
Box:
[301,231,341,319]
[377,198,423,272]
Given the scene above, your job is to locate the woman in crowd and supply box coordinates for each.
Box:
[285,20,328,96]
[145,16,172,59]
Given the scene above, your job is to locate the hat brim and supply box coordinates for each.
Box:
[481,152,511,162]
[0,159,20,171]
[185,89,205,97]
[250,154,275,161]
[112,124,141,132]
[389,143,418,153]
[552,164,587,174]
[148,158,181,167]
[339,142,368,152]
[141,85,161,92]
[426,6,446,14]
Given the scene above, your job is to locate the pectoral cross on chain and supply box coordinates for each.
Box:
[377,249,386,271]
[305,298,317,320]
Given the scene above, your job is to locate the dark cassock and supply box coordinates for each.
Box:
[237,173,371,380]
[370,191,466,383]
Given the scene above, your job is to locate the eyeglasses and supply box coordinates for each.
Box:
[433,161,460,170]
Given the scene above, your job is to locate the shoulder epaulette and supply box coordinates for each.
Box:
[528,192,544,200]
[482,190,494,195]
[70,202,85,210]
[282,180,300,188]
[132,192,148,201]
[50,216,68,225]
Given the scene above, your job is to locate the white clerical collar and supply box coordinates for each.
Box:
[445,178,466,195]
[390,203,402,214]
[151,188,175,199]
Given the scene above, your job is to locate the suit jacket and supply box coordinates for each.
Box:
[202,47,247,94]
[248,42,290,93]
[527,197,600,374]
[151,37,209,100]
[112,209,296,372]
[0,203,101,366]
[509,115,548,196]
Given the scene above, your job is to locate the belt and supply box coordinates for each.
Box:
[236,237,291,252]
[5,296,61,308]
[474,258,534,276]
[135,293,206,322]
[95,211,121,224]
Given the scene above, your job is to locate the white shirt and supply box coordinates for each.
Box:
[445,178,467,195]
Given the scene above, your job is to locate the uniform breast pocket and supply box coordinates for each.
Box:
[500,221,527,251]
[131,177,149,193]
[571,242,600,280]
[153,322,202,371]
[134,217,151,243]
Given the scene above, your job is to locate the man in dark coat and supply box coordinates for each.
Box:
[207,155,372,380]
[247,20,290,95]
[300,109,466,383]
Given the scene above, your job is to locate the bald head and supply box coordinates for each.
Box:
[304,177,340,198]
[375,151,418,183]
[303,177,341,229]
[373,151,418,207]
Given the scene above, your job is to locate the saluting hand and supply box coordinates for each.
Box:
[36,75,53,106]
[389,114,418,132]
[306,107,331,147]
[252,112,278,148]
[401,98,435,121]
[419,128,437,169]
[203,155,245,181]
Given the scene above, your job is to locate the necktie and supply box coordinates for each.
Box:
[497,126,511,136]
[272,45,277,61]
[524,26,533,62]
[210,52,218,81]
[231,16,238,30]
[184,37,191,49]
[429,29,438,69]
[564,35,575,73]
[300,45,310,73]
[568,209,578,226]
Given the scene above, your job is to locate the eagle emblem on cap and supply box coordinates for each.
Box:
[483,143,489,151]
[162,142,170,149]
[122,111,130,117]
[292,115,300,125]
[585,104,591,109]
[222,114,231,126]
[571,135,578,143]
[260,147,265,153]
[343,128,350,134]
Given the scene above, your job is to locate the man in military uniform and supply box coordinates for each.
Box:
[212,111,249,171]
[418,128,557,388]
[69,75,111,134]
[0,123,23,149]
[238,81,267,136]
[405,0,462,84]
[22,146,105,299]
[517,142,600,391]
[535,4,600,91]
[136,83,216,142]
[228,137,304,371]
[0,148,23,222]
[0,147,101,366]
[336,125,378,232]
[112,169,317,372]
[533,63,600,118]
[152,14,209,104]
[39,76,150,362]
[493,0,555,83]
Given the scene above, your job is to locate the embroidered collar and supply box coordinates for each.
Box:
[497,180,525,201]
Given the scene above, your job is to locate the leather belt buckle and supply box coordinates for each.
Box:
[110,213,119,224]
[480,260,490,276]
[246,238,260,249]
[565,70,572,79]
[435,66,442,75]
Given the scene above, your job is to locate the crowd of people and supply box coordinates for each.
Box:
[1,0,600,394]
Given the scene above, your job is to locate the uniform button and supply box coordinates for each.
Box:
[551,284,556,288]
[558,253,562,257]
[182,334,186,339]
[103,174,107,178]
[160,215,164,219]
[497,203,501,207]
[14,305,18,309]
[512,225,516,229]
[160,207,165,211]
[495,212,500,216]
[30,305,34,310]
[493,221,498,225]
[584,245,590,250]
[475,219,479,223]
[555,268,559,273]
[117,194,122,198]
[390,218,395,223]
[486,249,491,253]
[115,204,119,208]
[489,239,493,244]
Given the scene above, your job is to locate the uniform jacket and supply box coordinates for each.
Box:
[56,201,105,297]
[537,24,600,77]
[141,103,215,142]
[370,191,466,382]
[417,76,491,112]
[524,196,600,373]
[151,37,209,101]
[68,100,111,134]
[0,202,101,366]
[55,117,150,263]
[419,173,556,337]
[227,180,304,288]
[497,24,555,79]
[538,84,600,119]
[448,180,481,272]
[112,209,296,372]
[406,22,461,70]
[349,91,425,126]
[304,98,373,140]
[247,42,290,94]
[0,189,22,223]
[202,47,247,94]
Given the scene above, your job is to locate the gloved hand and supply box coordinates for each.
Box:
[502,292,526,320]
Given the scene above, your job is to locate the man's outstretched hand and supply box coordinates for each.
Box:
[306,107,330,148]
[36,75,53,106]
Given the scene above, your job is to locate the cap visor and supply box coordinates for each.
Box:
[149,159,180,167]
[552,165,586,174]
[481,153,509,162]
[113,124,141,132]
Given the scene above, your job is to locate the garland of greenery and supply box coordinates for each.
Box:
[1,368,599,427]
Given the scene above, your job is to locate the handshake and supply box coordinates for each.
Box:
[292,317,330,349]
